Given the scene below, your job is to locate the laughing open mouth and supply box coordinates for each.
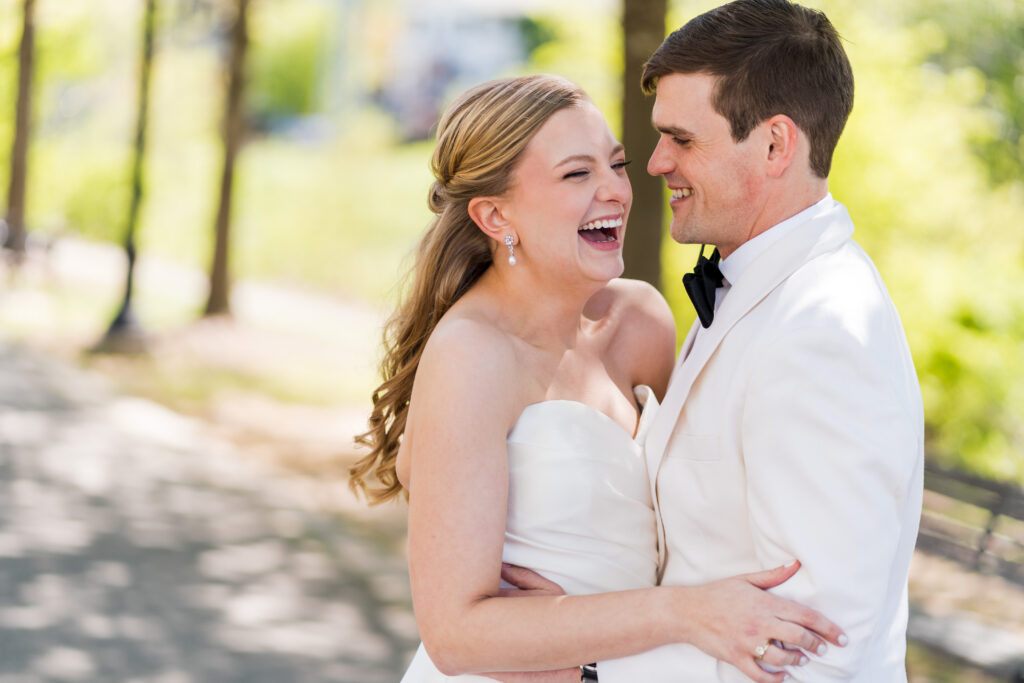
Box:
[578,216,623,243]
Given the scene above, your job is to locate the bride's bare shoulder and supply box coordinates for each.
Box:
[597,278,677,397]
[426,310,515,365]
[595,278,675,337]
[415,310,520,409]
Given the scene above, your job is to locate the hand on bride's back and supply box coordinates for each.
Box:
[487,565,576,683]
[498,563,566,598]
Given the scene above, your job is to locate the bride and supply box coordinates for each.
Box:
[350,74,844,683]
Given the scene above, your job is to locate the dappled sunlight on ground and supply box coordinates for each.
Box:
[0,343,416,682]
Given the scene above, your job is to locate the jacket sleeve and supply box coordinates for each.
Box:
[730,323,922,682]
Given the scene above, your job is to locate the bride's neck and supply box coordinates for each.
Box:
[476,265,600,352]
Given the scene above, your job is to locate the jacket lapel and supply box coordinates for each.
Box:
[645,202,856,481]
[644,320,698,486]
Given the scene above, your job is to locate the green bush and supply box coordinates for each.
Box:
[247,0,334,123]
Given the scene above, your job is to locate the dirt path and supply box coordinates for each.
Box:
[0,341,416,682]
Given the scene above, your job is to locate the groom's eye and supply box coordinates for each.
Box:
[673,137,691,147]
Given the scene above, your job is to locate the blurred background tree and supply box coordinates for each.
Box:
[2,0,35,259]
[204,0,250,317]
[0,0,1021,483]
[621,0,665,287]
[94,0,156,352]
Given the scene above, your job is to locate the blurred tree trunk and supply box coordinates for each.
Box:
[4,0,37,259]
[621,0,666,290]
[94,0,157,353]
[204,0,250,317]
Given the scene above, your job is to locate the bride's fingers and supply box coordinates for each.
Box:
[736,655,788,683]
[743,562,848,646]
[743,560,801,589]
[760,641,809,669]
[774,599,847,647]
[773,620,828,655]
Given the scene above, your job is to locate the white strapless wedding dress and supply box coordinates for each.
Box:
[400,386,660,682]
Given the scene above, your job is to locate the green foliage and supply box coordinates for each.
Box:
[247,0,334,123]
[525,4,622,134]
[904,0,1024,188]
[517,16,558,58]
[52,142,130,243]
[33,3,104,84]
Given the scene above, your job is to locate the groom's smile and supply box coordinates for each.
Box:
[648,72,767,257]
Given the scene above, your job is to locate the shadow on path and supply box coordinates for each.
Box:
[0,342,417,683]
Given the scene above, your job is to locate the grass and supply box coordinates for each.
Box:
[133,118,436,304]
[0,236,383,415]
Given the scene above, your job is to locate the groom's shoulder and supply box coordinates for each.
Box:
[760,240,903,346]
[785,239,891,309]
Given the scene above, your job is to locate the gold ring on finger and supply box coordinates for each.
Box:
[754,641,771,660]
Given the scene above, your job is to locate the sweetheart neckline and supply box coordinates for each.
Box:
[516,398,641,441]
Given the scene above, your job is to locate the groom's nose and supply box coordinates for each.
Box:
[648,136,673,177]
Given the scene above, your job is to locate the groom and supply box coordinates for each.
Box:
[597,1,924,681]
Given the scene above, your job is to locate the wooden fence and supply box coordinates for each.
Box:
[911,462,1024,681]
[918,463,1024,585]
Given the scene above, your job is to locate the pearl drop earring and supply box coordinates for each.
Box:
[505,235,517,266]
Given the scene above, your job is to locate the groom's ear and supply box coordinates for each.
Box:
[763,114,801,178]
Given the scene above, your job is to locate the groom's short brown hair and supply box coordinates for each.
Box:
[642,0,853,178]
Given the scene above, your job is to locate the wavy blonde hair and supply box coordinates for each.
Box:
[350,74,588,504]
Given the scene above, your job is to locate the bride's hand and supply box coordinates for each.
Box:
[678,560,847,683]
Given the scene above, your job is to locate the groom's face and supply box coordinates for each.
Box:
[648,72,765,258]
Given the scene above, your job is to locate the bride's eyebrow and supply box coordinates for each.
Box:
[555,145,626,168]
[555,154,596,168]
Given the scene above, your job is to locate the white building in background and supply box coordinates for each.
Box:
[343,0,617,140]
[379,0,532,139]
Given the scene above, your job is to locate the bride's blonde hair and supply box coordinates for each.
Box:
[350,74,588,504]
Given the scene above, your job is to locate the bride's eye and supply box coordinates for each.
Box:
[612,160,633,171]
[563,169,590,179]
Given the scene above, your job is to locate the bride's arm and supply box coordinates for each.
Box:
[405,320,842,680]
[408,320,682,675]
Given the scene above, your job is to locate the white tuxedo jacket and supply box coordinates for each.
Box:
[601,200,924,682]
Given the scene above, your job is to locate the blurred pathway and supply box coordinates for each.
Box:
[0,341,417,683]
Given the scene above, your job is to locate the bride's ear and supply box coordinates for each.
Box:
[468,196,511,242]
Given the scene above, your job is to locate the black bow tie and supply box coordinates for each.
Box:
[683,246,724,328]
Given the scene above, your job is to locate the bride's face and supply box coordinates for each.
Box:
[504,102,633,285]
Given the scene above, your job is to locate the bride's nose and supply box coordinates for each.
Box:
[596,169,632,207]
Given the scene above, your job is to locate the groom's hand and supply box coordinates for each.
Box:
[498,563,567,597]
